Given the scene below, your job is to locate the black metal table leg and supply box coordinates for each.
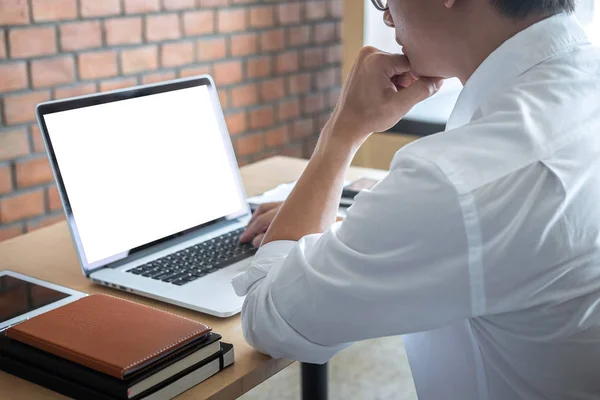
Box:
[301,362,328,400]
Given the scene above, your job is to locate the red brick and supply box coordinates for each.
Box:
[230,33,257,57]
[15,157,53,188]
[306,1,327,20]
[105,17,143,46]
[265,126,288,147]
[249,106,274,130]
[225,111,246,135]
[146,14,181,42]
[260,78,285,102]
[32,0,76,21]
[31,56,75,88]
[0,62,27,92]
[30,124,45,153]
[235,134,262,156]
[161,42,194,67]
[47,185,62,211]
[0,129,28,160]
[0,0,29,25]
[179,65,211,78]
[316,67,337,89]
[230,83,258,108]
[163,0,195,10]
[246,56,271,79]
[121,46,158,74]
[328,87,341,108]
[197,37,226,61]
[0,29,6,58]
[125,0,160,13]
[303,93,325,114]
[218,9,247,33]
[213,60,243,86]
[0,225,23,242]
[250,5,274,28]
[142,71,176,85]
[201,0,229,5]
[54,83,97,100]
[288,73,312,95]
[288,26,310,47]
[278,99,300,121]
[0,165,12,194]
[303,48,324,68]
[318,112,331,131]
[78,51,118,79]
[261,28,285,52]
[9,27,56,58]
[0,190,44,224]
[280,144,303,158]
[218,90,229,108]
[183,10,214,36]
[80,0,121,17]
[326,44,342,64]
[3,92,50,125]
[99,77,138,92]
[277,3,301,24]
[276,51,299,74]
[315,22,336,43]
[330,0,342,18]
[292,118,315,139]
[60,21,102,51]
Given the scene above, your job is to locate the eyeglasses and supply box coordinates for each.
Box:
[370,0,388,11]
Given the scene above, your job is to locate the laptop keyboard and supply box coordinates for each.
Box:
[126,227,256,286]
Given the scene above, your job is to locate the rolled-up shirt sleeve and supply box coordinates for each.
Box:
[231,151,474,364]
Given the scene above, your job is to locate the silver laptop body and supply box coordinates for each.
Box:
[36,76,253,318]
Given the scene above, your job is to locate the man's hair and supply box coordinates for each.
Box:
[490,0,576,18]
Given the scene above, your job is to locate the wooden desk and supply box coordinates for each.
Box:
[0,156,387,400]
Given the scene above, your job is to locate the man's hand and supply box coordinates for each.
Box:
[326,46,443,150]
[253,46,442,248]
[240,202,283,247]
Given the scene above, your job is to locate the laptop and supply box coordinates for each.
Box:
[36,75,256,318]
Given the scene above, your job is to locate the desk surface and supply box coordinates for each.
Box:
[0,156,387,400]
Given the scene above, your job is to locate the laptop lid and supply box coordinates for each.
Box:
[36,76,251,275]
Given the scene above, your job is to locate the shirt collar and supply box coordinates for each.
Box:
[446,13,590,130]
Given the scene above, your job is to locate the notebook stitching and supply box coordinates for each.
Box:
[98,294,213,373]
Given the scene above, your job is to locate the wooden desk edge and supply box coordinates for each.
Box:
[0,156,388,400]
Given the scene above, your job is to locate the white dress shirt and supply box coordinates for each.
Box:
[232,14,600,400]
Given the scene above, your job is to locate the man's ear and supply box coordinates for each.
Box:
[444,0,457,8]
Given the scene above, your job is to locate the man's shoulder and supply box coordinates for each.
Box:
[398,46,600,194]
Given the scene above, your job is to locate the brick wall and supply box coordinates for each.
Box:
[0,0,342,242]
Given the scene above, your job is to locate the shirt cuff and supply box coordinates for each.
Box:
[231,240,297,296]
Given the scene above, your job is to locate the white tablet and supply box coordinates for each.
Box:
[0,270,87,332]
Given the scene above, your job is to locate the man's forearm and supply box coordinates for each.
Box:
[261,123,356,245]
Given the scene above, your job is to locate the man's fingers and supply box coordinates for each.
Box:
[240,209,276,243]
[380,53,411,78]
[252,233,265,248]
[395,77,444,107]
[248,202,281,226]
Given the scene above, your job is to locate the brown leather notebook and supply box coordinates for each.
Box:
[6,294,211,379]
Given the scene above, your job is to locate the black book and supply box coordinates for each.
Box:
[0,332,222,399]
[0,342,234,400]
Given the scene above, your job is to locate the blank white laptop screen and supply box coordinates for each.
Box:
[43,85,246,267]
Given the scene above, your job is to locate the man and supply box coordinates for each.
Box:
[233,0,600,398]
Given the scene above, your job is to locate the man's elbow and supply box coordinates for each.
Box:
[240,290,348,364]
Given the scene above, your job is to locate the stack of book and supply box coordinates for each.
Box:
[0,294,233,400]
